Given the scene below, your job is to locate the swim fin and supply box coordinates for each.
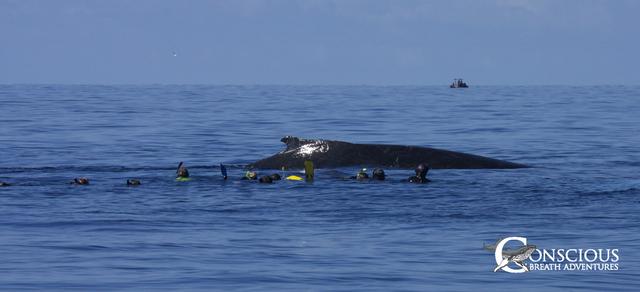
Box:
[304,160,314,181]
[220,164,228,180]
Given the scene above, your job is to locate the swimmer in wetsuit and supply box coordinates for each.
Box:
[408,163,430,183]
[127,179,141,186]
[258,176,273,183]
[270,173,281,181]
[176,162,190,181]
[71,177,90,185]
[350,168,369,180]
[243,171,258,180]
[371,168,385,181]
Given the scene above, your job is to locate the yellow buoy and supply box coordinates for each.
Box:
[285,175,303,181]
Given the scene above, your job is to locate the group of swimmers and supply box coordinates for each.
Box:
[348,164,430,183]
[0,162,431,187]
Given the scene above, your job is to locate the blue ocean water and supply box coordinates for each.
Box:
[0,85,639,291]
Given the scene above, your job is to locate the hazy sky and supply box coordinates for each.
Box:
[1,0,638,85]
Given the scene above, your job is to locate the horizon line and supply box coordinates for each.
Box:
[1,83,638,87]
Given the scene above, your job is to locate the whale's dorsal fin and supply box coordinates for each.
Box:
[281,136,320,151]
[281,136,301,151]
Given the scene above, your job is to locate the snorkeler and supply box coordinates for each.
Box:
[0,181,11,187]
[408,163,430,183]
[351,168,369,180]
[270,173,281,181]
[371,168,385,180]
[127,179,141,186]
[176,162,191,181]
[71,177,90,185]
[238,170,283,183]
[176,162,189,178]
[243,171,258,180]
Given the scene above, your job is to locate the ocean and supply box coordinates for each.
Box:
[0,85,639,290]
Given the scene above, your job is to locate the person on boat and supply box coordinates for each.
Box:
[372,168,386,180]
[71,177,90,185]
[408,163,430,183]
[176,162,189,179]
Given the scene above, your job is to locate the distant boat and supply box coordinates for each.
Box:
[450,78,469,88]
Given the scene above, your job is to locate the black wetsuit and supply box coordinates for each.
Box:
[127,179,141,186]
[408,176,430,183]
[350,173,369,180]
[270,173,282,181]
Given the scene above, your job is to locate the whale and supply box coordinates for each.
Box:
[248,136,527,169]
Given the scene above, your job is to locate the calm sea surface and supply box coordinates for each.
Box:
[0,85,639,291]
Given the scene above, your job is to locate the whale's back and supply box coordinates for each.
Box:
[249,136,527,169]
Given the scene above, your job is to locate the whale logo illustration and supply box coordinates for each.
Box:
[485,237,536,273]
